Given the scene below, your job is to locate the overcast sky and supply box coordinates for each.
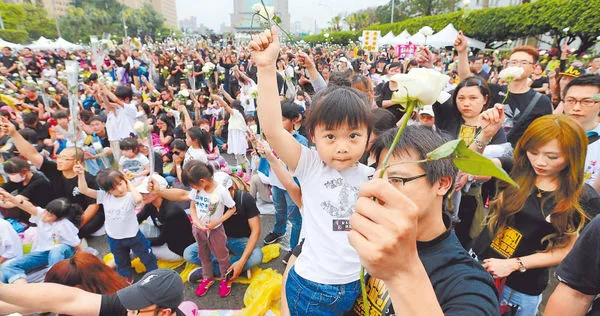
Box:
[176,0,390,32]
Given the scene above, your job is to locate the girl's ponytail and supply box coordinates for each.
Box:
[182,160,214,187]
[45,198,82,227]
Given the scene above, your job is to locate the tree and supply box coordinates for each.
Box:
[21,3,58,40]
[402,0,454,16]
[329,15,342,31]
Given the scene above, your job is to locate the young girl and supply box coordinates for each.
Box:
[197,118,228,170]
[250,28,374,314]
[184,127,209,166]
[0,196,81,284]
[118,137,150,184]
[75,165,157,280]
[471,115,600,316]
[212,95,249,171]
[182,160,237,298]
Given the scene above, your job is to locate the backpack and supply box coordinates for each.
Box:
[230,174,250,192]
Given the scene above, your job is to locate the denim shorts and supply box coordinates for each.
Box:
[286,266,360,315]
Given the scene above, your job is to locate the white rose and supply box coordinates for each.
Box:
[134,121,146,134]
[252,3,262,13]
[92,142,103,151]
[180,89,190,98]
[498,66,524,81]
[390,68,450,106]
[419,26,434,37]
[186,100,193,106]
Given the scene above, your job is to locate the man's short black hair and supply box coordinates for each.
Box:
[563,74,600,97]
[328,71,351,87]
[281,100,300,120]
[119,137,139,151]
[53,110,68,120]
[114,86,133,101]
[371,126,457,187]
[22,112,39,126]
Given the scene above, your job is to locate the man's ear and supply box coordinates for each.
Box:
[437,175,453,196]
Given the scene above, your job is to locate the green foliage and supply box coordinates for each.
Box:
[303,31,360,45]
[305,0,600,54]
[0,29,28,43]
[0,2,25,30]
[21,4,58,40]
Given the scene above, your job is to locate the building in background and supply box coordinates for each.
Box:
[230,0,290,33]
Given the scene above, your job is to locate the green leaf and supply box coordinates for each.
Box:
[451,140,518,187]
[273,15,282,24]
[593,94,600,101]
[426,139,461,161]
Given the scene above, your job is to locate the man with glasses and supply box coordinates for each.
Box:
[455,35,553,147]
[560,74,600,189]
[0,117,104,238]
[0,268,186,315]
[346,125,499,316]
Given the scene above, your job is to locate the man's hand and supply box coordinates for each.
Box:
[228,260,244,280]
[453,31,468,54]
[416,47,434,69]
[73,162,85,175]
[349,179,421,282]
[249,26,281,68]
[0,116,17,137]
[477,104,505,139]
[454,171,470,192]
[297,52,316,71]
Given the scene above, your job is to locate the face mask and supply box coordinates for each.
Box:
[8,173,26,183]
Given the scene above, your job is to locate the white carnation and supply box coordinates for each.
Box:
[498,66,524,81]
[419,26,434,37]
[390,68,450,106]
[134,121,146,134]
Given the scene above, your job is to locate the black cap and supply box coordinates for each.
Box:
[117,269,184,310]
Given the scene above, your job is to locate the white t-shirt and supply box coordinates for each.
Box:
[0,218,22,260]
[30,208,80,252]
[228,110,247,132]
[97,190,139,239]
[184,147,208,166]
[239,80,257,113]
[119,153,150,175]
[585,124,600,186]
[106,103,137,141]
[188,184,236,228]
[293,146,374,284]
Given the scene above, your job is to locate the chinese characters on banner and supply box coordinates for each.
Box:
[395,43,417,59]
[361,30,380,52]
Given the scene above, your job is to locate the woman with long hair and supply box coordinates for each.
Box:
[44,252,128,294]
[471,115,600,316]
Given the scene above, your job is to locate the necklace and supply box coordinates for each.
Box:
[536,187,544,198]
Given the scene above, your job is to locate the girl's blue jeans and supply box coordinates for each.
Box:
[107,230,158,278]
[286,266,361,315]
[1,244,75,283]
[183,237,263,276]
[501,284,542,316]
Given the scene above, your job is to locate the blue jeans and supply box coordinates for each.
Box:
[107,231,158,278]
[272,186,302,249]
[286,266,360,315]
[183,237,263,276]
[501,284,542,316]
[1,244,75,283]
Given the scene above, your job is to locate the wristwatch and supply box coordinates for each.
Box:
[467,175,474,183]
[515,257,527,273]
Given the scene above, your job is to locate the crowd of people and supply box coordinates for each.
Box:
[0,24,598,316]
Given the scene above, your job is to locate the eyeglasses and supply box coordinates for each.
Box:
[387,174,427,186]
[564,97,598,108]
[508,60,534,66]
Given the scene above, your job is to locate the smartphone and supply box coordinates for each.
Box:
[225,269,233,281]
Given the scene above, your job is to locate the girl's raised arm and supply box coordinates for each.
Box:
[74,163,97,199]
[250,27,301,170]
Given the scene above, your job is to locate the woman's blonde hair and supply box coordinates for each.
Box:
[487,115,589,250]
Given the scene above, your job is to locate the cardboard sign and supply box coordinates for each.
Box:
[395,43,417,59]
[362,30,380,52]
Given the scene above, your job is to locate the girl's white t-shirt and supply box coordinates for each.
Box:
[228,110,247,132]
[97,190,140,239]
[0,218,23,259]
[30,208,81,252]
[188,184,236,228]
[293,146,374,285]
[184,147,208,166]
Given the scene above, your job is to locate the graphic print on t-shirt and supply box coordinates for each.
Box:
[194,192,219,223]
[320,177,359,231]
[490,226,523,258]
[350,276,393,315]
[458,125,477,146]
[121,159,145,173]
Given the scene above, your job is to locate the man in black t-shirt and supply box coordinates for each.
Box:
[347,126,499,316]
[0,118,104,238]
[455,35,553,146]
[0,268,186,316]
[1,47,18,74]
[375,62,405,122]
[545,216,600,316]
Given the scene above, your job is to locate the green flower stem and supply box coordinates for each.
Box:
[378,100,418,178]
[501,80,512,105]
[360,266,368,316]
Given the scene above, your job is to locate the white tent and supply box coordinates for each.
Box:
[426,23,486,49]
[378,31,395,46]
[27,36,55,50]
[52,37,82,50]
[407,32,427,45]
[0,38,23,50]
[390,30,411,45]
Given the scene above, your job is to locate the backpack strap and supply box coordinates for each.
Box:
[514,92,543,127]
